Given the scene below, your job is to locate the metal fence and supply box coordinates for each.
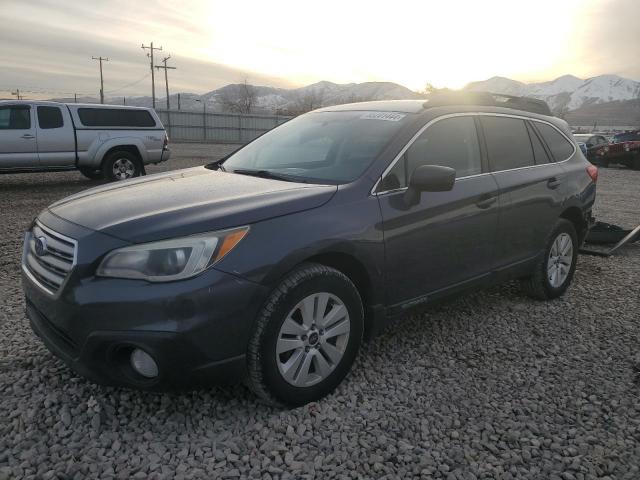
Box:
[156,110,291,144]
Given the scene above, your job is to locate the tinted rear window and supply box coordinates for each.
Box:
[481,116,535,171]
[0,106,30,129]
[77,108,156,127]
[534,123,574,161]
[37,106,64,129]
[527,122,550,164]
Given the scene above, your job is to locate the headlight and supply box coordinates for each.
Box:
[97,226,249,282]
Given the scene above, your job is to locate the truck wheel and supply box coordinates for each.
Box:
[520,219,578,300]
[79,167,104,180]
[246,263,364,407]
[102,151,142,181]
[632,155,640,171]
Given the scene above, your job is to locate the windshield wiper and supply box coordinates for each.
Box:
[231,169,308,183]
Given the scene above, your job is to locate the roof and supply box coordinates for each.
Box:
[316,100,426,113]
[0,99,151,110]
[315,92,553,117]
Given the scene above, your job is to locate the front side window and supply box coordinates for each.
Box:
[223,110,411,184]
[37,106,64,129]
[481,116,535,171]
[77,108,156,127]
[0,106,31,130]
[380,116,481,191]
[534,122,574,161]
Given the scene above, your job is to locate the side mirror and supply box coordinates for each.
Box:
[404,165,456,206]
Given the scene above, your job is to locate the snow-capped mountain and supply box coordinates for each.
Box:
[465,74,640,112]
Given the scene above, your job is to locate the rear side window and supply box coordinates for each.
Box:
[77,108,156,127]
[0,106,31,129]
[526,122,550,164]
[481,116,534,171]
[534,123,574,161]
[37,106,64,129]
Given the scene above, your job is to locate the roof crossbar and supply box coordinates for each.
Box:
[424,91,552,116]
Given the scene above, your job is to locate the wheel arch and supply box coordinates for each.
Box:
[560,206,588,244]
[303,251,382,340]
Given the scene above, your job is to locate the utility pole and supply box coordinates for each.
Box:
[141,42,163,109]
[154,56,176,110]
[74,93,77,103]
[11,89,23,100]
[92,56,109,104]
[177,93,181,110]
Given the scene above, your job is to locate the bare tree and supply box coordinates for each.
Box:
[281,90,324,115]
[219,77,257,114]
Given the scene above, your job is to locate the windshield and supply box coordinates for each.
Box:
[222,111,411,184]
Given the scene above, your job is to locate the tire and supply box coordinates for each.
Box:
[78,167,104,180]
[102,151,143,182]
[632,155,640,171]
[246,263,364,407]
[521,219,578,300]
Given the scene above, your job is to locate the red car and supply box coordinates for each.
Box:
[574,132,640,170]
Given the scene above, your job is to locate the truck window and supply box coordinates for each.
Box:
[37,106,64,129]
[0,106,31,130]
[77,108,156,128]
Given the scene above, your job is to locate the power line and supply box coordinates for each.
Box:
[141,42,163,108]
[155,56,176,110]
[92,56,109,104]
[103,72,151,94]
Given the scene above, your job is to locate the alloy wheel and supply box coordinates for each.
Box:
[547,232,573,288]
[276,292,350,387]
[112,158,136,180]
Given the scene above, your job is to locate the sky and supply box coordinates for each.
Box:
[1,0,638,100]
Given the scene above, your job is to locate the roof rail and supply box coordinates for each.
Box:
[423,91,552,116]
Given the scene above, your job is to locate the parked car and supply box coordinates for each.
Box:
[22,94,597,406]
[0,101,170,181]
[574,131,640,169]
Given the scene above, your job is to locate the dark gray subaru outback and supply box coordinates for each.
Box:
[23,93,597,406]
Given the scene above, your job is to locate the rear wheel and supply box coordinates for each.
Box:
[102,151,143,182]
[521,219,578,300]
[246,263,364,407]
[79,167,103,180]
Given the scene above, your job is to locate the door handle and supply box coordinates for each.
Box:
[547,177,562,189]
[21,134,35,139]
[476,194,497,209]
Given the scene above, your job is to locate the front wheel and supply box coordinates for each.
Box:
[246,263,364,407]
[521,219,578,300]
[102,151,143,182]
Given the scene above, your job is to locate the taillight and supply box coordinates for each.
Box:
[163,133,169,150]
[586,165,598,182]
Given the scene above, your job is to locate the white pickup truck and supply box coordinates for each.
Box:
[0,101,170,181]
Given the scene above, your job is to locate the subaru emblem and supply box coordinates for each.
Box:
[35,236,48,256]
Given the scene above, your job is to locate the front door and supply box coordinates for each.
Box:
[376,115,500,307]
[0,104,39,170]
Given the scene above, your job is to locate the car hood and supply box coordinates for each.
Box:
[48,167,337,243]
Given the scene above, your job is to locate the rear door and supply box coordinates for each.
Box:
[480,115,567,268]
[377,115,500,307]
[35,105,76,167]
[0,104,39,169]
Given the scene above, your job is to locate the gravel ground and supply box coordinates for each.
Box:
[1,148,640,479]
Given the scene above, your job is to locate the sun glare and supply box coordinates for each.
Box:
[197,0,584,90]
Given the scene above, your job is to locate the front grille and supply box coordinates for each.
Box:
[23,222,77,294]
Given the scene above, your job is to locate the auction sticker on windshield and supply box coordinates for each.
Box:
[360,112,406,122]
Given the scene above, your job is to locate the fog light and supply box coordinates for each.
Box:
[130,348,158,378]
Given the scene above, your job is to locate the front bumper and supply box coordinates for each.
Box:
[23,226,268,389]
